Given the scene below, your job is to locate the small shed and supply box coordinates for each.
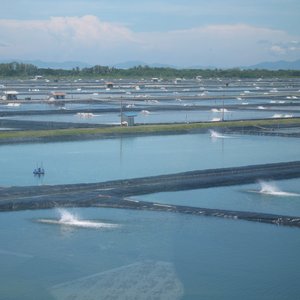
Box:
[49,92,66,100]
[106,82,114,89]
[122,112,137,126]
[34,75,43,80]
[2,91,18,100]
[135,84,145,90]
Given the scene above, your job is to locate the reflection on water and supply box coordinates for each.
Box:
[51,261,183,300]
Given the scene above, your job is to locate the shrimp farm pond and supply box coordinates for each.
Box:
[1,77,300,299]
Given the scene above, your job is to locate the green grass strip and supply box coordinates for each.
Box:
[1,118,300,140]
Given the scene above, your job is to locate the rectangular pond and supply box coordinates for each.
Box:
[0,132,300,187]
[0,206,299,300]
[2,109,300,125]
[131,178,300,217]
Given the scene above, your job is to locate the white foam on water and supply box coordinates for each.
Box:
[255,181,299,197]
[211,117,221,122]
[211,108,229,113]
[6,103,21,107]
[76,112,96,118]
[209,130,232,139]
[141,110,150,115]
[272,113,283,118]
[37,209,119,229]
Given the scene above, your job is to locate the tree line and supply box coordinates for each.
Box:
[0,62,300,78]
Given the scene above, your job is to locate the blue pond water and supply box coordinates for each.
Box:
[1,131,300,299]
[0,133,300,187]
[133,178,300,216]
[1,97,299,113]
[3,109,300,124]
[0,207,300,299]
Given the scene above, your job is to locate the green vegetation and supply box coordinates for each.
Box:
[0,62,300,79]
[1,118,299,142]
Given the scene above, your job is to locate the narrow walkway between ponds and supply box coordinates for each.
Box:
[1,161,300,228]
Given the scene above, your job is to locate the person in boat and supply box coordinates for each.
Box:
[33,166,45,174]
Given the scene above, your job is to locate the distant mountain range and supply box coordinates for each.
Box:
[1,58,300,70]
[113,59,300,70]
[243,59,300,70]
[0,59,92,70]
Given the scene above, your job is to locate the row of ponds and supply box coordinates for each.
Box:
[0,78,300,299]
[1,78,300,126]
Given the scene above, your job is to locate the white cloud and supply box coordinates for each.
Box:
[0,16,299,66]
[289,46,300,51]
[45,15,136,45]
[270,45,286,55]
[0,16,137,62]
[136,24,300,66]
[267,40,300,57]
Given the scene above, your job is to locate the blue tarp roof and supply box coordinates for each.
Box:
[123,112,137,117]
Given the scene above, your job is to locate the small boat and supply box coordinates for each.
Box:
[33,166,45,176]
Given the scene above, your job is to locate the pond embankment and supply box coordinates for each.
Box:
[1,118,300,144]
[1,161,300,228]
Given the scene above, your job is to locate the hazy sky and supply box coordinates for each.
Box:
[0,0,299,67]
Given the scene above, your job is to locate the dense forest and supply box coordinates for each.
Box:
[0,62,300,79]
